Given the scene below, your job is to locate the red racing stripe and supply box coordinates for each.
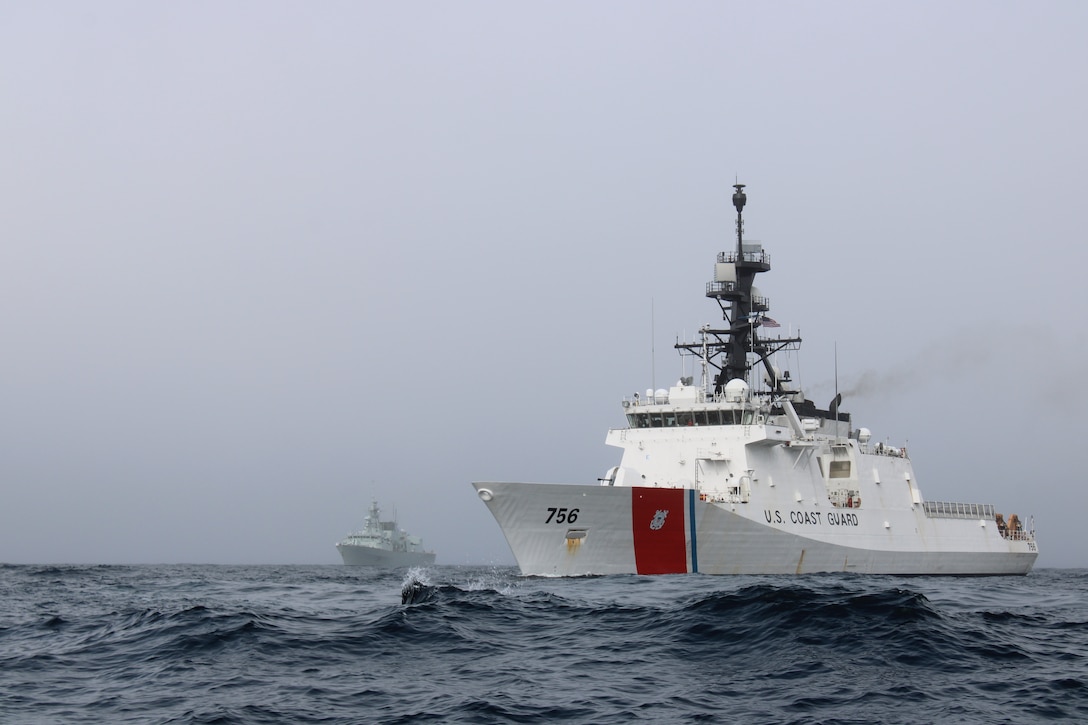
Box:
[631,488,688,574]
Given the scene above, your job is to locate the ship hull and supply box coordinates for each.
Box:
[336,545,436,567]
[474,481,1037,576]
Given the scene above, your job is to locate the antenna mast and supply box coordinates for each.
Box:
[675,183,802,398]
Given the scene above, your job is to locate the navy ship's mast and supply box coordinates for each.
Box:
[675,184,802,396]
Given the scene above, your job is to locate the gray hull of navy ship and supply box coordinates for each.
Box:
[336,544,436,567]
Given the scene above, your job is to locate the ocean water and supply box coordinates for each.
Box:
[1,565,1085,724]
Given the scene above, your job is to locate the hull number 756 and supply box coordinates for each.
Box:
[545,507,579,524]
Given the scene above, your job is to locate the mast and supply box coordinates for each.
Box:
[720,184,760,388]
[675,183,801,396]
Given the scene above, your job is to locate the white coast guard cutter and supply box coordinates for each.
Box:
[474,185,1037,576]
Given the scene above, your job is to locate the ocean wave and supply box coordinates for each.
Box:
[1,566,1086,723]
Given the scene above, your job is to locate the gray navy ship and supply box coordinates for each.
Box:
[336,500,436,566]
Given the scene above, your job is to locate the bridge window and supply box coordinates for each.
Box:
[626,409,752,429]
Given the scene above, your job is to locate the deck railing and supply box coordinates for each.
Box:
[922,501,995,519]
[922,501,1034,541]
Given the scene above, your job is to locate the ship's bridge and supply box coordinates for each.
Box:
[625,406,759,429]
[622,380,762,429]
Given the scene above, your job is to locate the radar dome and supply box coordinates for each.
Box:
[723,378,750,402]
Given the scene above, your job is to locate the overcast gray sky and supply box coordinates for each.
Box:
[2,2,1085,568]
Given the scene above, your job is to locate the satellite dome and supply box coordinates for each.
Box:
[723,378,750,402]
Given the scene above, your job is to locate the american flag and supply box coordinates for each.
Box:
[761,316,780,328]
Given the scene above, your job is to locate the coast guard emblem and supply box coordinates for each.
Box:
[650,509,668,530]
